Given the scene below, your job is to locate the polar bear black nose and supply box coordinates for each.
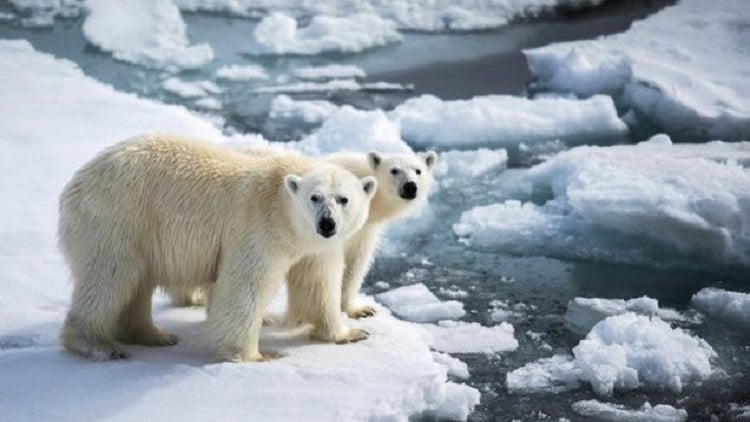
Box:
[317,217,337,238]
[400,181,418,200]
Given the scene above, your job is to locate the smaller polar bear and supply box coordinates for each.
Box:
[59,133,376,362]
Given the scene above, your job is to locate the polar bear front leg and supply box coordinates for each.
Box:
[287,249,368,344]
[341,227,381,319]
[207,256,284,362]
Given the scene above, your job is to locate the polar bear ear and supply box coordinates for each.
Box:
[361,176,377,198]
[284,174,302,195]
[421,151,437,169]
[367,151,382,169]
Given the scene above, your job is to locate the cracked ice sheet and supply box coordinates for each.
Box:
[0,39,479,421]
[524,0,750,140]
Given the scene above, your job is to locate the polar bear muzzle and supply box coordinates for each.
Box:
[400,181,418,200]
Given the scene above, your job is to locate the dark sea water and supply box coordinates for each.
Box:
[2,0,748,420]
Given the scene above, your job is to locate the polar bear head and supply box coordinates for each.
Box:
[284,165,377,242]
[366,151,437,218]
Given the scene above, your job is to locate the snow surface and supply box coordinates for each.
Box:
[422,321,518,354]
[250,13,402,55]
[215,64,269,81]
[454,135,750,270]
[82,0,213,70]
[171,0,606,31]
[691,288,750,328]
[390,94,628,150]
[524,0,750,141]
[507,313,716,396]
[293,64,366,80]
[0,39,480,421]
[572,400,687,422]
[565,296,688,334]
[375,283,465,323]
[432,352,470,380]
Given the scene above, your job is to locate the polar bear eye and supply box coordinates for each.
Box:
[310,194,321,203]
[415,169,422,175]
[336,196,348,206]
[390,168,399,175]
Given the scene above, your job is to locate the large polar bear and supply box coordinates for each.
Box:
[58,133,376,362]
[168,148,437,332]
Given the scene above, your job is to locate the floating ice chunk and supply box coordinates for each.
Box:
[432,352,470,380]
[438,286,469,299]
[574,313,716,395]
[297,107,412,155]
[376,283,465,323]
[454,137,750,270]
[82,0,213,70]
[432,148,507,189]
[255,79,410,94]
[506,354,582,393]
[524,0,750,141]
[268,95,340,124]
[423,382,481,421]
[422,320,518,354]
[250,13,402,55]
[565,296,688,334]
[572,400,687,422]
[215,64,268,81]
[294,64,366,80]
[390,94,627,149]
[162,78,221,99]
[194,97,221,110]
[691,288,750,328]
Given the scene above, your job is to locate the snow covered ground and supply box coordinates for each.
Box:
[0,40,479,421]
[524,0,750,141]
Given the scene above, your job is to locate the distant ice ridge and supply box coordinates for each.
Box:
[255,79,409,94]
[82,0,213,70]
[572,400,687,422]
[691,288,750,328]
[0,39,480,421]
[293,65,366,80]
[269,95,341,124]
[507,313,716,396]
[215,64,268,81]
[390,94,628,150]
[250,13,402,55]
[172,0,606,31]
[524,0,750,141]
[162,78,221,99]
[454,135,750,270]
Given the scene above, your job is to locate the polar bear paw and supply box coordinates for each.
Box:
[334,328,369,344]
[347,305,377,319]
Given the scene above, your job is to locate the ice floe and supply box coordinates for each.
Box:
[572,400,687,422]
[269,95,341,124]
[390,94,628,150]
[376,283,465,323]
[422,320,518,354]
[215,64,269,81]
[250,13,401,55]
[162,77,221,99]
[524,0,750,141]
[455,135,750,270]
[293,64,366,80]
[691,288,750,328]
[565,296,690,334]
[507,313,716,396]
[82,0,213,70]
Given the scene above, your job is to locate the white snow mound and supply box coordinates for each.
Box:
[422,320,518,354]
[572,399,688,422]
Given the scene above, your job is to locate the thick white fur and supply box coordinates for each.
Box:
[58,133,375,362]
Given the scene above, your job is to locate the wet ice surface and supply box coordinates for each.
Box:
[2,1,750,420]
